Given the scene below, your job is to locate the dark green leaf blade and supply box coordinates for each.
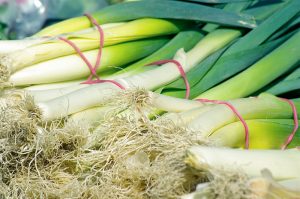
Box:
[202,1,253,32]
[192,32,294,95]
[267,79,300,96]
[93,0,257,28]
[165,0,255,3]
[118,30,204,74]
[224,0,300,55]
[265,67,300,95]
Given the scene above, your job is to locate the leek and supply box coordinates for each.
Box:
[35,28,240,121]
[69,91,204,127]
[16,65,158,102]
[266,67,300,96]
[0,18,181,81]
[189,93,300,136]
[224,0,300,55]
[163,33,289,98]
[35,0,256,36]
[198,30,300,100]
[116,30,204,75]
[267,79,300,96]
[0,38,48,54]
[211,119,300,149]
[12,30,203,101]
[182,170,300,199]
[186,146,300,180]
[7,38,168,86]
[0,23,124,54]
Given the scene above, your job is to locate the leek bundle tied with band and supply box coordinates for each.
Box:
[28,28,241,121]
[1,0,300,198]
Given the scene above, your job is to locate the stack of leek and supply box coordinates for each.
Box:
[0,0,299,199]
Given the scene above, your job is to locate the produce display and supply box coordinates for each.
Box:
[0,0,299,198]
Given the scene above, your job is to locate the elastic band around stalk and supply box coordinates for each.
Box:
[280,98,299,150]
[196,98,250,149]
[84,13,105,81]
[58,37,100,80]
[148,59,190,99]
[58,14,104,81]
[59,14,123,89]
[81,14,123,88]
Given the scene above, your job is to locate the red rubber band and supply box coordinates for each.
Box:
[196,98,250,149]
[82,14,123,88]
[280,98,299,150]
[59,36,99,80]
[59,14,124,89]
[148,59,190,99]
[84,13,104,81]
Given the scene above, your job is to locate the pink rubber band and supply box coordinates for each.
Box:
[280,98,299,150]
[148,59,190,99]
[59,36,99,80]
[81,14,123,88]
[84,13,104,81]
[196,98,250,149]
[59,14,124,89]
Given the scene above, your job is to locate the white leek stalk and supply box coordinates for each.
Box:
[189,94,297,136]
[69,106,113,127]
[69,91,206,126]
[182,173,300,199]
[163,105,215,126]
[186,146,300,180]
[0,38,48,54]
[24,80,84,91]
[16,66,157,102]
